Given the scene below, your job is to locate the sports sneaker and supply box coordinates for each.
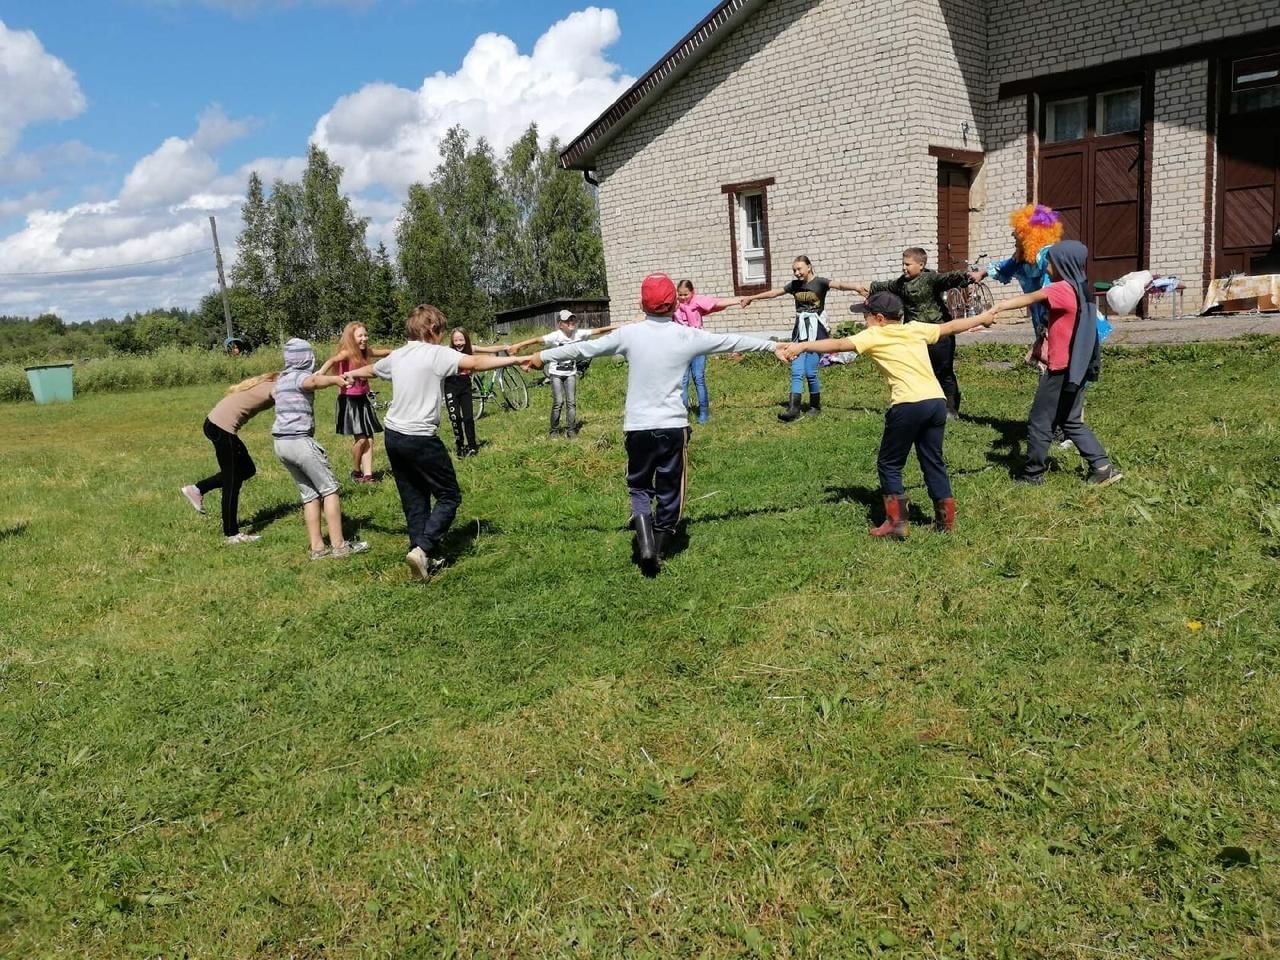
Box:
[226,532,261,545]
[405,546,443,581]
[309,547,330,560]
[350,470,362,481]
[181,485,204,514]
[331,540,370,559]
[1012,472,1045,486]
[357,474,376,484]
[1057,437,1077,451]
[1085,464,1123,487]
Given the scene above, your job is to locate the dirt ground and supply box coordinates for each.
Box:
[958,311,1280,346]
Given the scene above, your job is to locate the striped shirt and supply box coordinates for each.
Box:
[271,370,316,437]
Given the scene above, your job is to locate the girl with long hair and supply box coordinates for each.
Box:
[318,322,391,483]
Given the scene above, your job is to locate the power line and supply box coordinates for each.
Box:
[0,247,213,278]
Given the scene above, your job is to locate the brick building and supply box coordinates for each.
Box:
[559,0,1280,330]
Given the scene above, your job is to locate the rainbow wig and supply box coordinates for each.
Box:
[1009,204,1064,264]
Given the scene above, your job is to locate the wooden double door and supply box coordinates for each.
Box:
[1216,51,1280,275]
[937,163,971,272]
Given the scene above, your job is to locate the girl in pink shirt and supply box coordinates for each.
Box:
[318,322,392,483]
[674,279,735,423]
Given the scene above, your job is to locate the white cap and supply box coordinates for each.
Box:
[557,309,576,323]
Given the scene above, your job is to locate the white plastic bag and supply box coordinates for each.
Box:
[1106,270,1153,316]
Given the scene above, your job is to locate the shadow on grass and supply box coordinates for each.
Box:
[243,500,298,532]
[440,518,502,560]
[824,484,935,525]
[0,521,29,542]
[965,413,1028,472]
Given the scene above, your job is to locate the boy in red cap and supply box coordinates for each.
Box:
[782,290,992,538]
[524,273,788,574]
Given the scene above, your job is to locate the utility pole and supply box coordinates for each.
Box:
[209,215,234,341]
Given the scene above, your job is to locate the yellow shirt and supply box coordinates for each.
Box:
[848,322,945,406]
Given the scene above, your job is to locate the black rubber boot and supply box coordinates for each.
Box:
[805,393,822,416]
[633,513,659,572]
[778,393,803,423]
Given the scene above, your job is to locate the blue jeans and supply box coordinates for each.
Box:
[680,354,709,421]
[790,351,820,395]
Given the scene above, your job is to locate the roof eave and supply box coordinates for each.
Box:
[559,0,769,171]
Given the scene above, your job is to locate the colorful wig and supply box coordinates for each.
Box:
[1009,204,1064,265]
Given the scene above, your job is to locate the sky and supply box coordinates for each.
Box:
[0,0,703,323]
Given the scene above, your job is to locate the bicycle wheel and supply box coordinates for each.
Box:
[471,380,487,419]
[970,282,994,313]
[943,288,967,320]
[495,366,529,411]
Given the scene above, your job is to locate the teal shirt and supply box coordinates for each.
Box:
[869,269,970,325]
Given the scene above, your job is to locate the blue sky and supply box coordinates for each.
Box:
[0,0,704,321]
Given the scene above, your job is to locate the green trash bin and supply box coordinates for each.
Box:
[25,362,74,404]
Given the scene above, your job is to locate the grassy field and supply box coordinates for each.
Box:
[2,339,1278,959]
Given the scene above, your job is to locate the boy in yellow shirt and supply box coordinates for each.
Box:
[781,291,992,538]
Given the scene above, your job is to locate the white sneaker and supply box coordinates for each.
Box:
[405,546,444,581]
[181,485,204,514]
[331,540,369,559]
[1057,438,1076,451]
[226,533,261,545]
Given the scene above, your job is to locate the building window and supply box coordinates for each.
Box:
[1045,97,1087,143]
[721,177,774,295]
[1098,87,1141,135]
[1229,51,1280,113]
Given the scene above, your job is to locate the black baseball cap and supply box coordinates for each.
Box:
[850,291,904,318]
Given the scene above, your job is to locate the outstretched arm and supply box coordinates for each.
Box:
[937,313,996,338]
[526,330,623,370]
[829,280,864,293]
[458,353,523,372]
[345,363,377,380]
[781,337,856,360]
[471,342,513,354]
[316,349,349,377]
[739,287,788,308]
[933,271,972,292]
[508,335,546,354]
[981,287,1050,318]
[302,373,349,391]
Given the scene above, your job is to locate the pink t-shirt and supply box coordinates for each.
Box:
[673,295,723,329]
[1042,280,1079,372]
[337,356,370,396]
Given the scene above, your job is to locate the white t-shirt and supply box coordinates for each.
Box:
[542,329,593,377]
[373,341,460,436]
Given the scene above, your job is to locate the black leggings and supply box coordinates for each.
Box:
[196,419,257,536]
[442,375,477,453]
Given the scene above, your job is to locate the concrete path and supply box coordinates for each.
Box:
[956,311,1280,346]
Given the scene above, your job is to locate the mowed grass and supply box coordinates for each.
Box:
[2,339,1278,959]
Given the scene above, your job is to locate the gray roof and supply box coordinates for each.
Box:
[558,0,768,171]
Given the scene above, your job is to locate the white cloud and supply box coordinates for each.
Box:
[312,7,634,193]
[0,8,635,322]
[0,20,86,157]
[0,189,59,219]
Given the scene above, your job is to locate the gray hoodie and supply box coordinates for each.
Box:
[540,316,775,431]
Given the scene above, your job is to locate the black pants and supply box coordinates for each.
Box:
[384,429,462,555]
[1024,372,1109,478]
[442,375,477,453]
[625,427,690,533]
[877,398,951,500]
[927,333,961,415]
[196,418,256,536]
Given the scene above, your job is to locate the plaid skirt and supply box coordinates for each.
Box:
[335,393,382,436]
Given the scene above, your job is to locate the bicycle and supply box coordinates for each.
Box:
[471,364,529,418]
[942,254,995,320]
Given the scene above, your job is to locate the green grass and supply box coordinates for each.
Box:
[2,340,1278,959]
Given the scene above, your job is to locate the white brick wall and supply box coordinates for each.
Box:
[591,0,1267,328]
[1147,61,1209,305]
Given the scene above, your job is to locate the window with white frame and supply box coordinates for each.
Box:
[1045,97,1087,142]
[1098,87,1141,135]
[722,178,773,295]
[738,191,766,283]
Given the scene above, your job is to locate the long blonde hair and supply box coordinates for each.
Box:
[337,321,372,365]
[227,371,280,394]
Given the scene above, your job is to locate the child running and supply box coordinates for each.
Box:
[510,310,621,437]
[851,248,973,419]
[272,338,369,560]
[673,279,737,424]
[782,290,993,539]
[524,274,787,575]
[317,322,391,484]
[975,240,1122,487]
[180,370,277,544]
[347,306,526,582]
[740,256,863,422]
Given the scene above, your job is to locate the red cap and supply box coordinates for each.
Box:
[640,273,677,315]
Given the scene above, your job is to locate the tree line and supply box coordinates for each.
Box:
[3,122,606,361]
[223,123,606,344]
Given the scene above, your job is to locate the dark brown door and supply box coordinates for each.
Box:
[937,163,970,271]
[1039,87,1144,283]
[1217,52,1280,275]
